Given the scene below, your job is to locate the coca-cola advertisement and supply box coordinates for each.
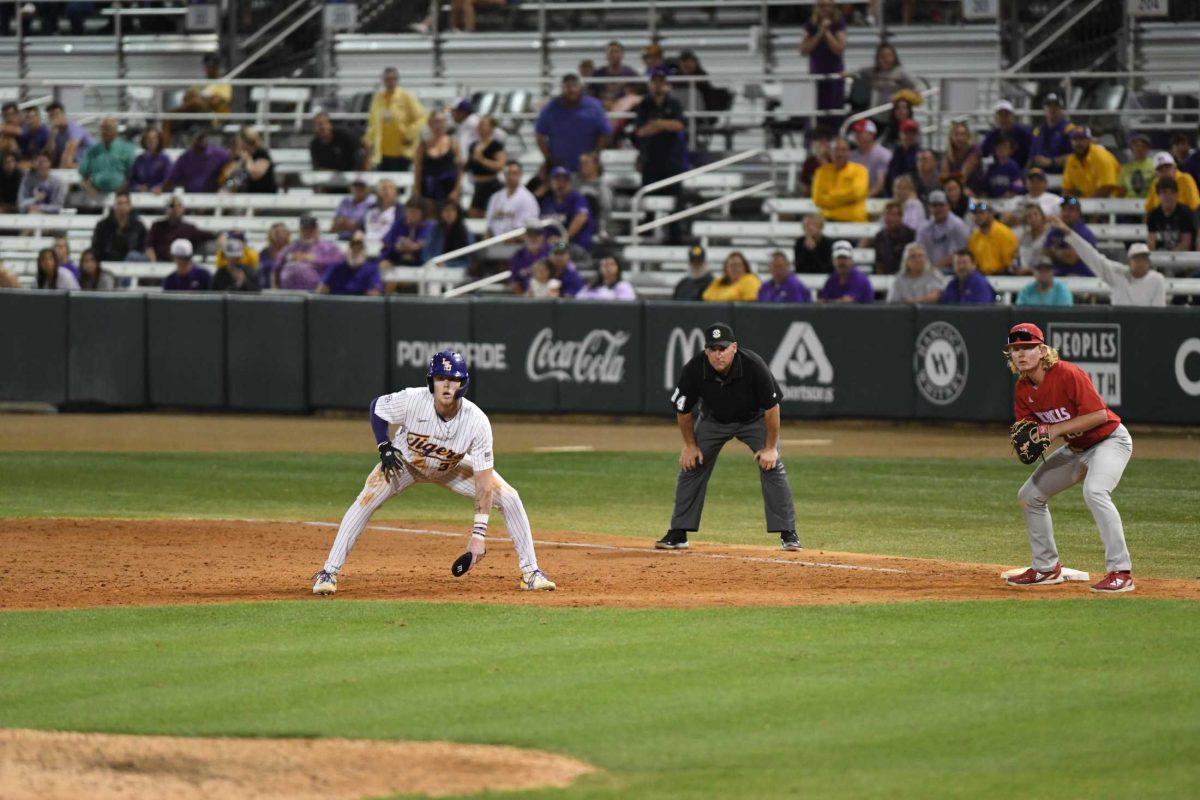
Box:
[525,328,629,385]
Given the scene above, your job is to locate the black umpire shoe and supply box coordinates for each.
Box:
[655,529,689,550]
[780,531,802,551]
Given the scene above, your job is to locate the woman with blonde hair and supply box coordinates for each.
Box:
[227,126,277,194]
[886,242,943,304]
[413,110,462,204]
[702,251,761,302]
[1016,202,1051,274]
[941,120,983,194]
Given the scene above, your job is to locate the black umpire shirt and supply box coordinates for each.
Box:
[669,348,781,424]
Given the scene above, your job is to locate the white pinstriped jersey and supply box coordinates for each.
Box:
[374,387,494,482]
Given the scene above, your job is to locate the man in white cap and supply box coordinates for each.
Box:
[162,238,212,292]
[818,240,874,303]
[982,99,1032,168]
[849,119,892,197]
[1144,151,1200,213]
[1048,217,1166,306]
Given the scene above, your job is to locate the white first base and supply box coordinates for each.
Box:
[1001,566,1090,582]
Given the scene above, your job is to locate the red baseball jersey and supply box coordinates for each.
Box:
[1014,360,1121,451]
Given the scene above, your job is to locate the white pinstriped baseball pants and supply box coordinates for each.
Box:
[322,462,540,575]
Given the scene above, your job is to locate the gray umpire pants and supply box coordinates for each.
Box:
[670,412,797,533]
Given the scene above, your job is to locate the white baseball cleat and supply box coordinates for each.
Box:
[312,570,337,595]
[519,569,556,591]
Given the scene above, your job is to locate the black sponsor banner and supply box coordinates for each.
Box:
[388,297,475,396]
[0,290,67,404]
[147,295,225,408]
[308,296,388,409]
[913,306,1012,421]
[226,295,308,411]
[471,297,557,412]
[550,301,643,413]
[732,304,916,418]
[68,293,146,406]
[1110,309,1200,425]
[642,301,734,414]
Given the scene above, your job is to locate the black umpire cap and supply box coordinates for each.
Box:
[706,322,737,347]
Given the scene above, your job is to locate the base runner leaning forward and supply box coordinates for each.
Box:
[656,323,800,551]
[311,350,556,594]
[1003,323,1135,593]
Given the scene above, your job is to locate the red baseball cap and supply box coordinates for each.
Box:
[899,119,919,133]
[1007,322,1045,347]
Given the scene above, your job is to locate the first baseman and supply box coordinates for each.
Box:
[1003,323,1135,593]
[312,350,556,594]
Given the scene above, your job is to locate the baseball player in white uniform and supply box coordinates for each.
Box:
[312,350,555,594]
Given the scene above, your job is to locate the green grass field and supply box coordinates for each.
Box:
[2,448,1198,798]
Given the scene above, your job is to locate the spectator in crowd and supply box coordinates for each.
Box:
[541,167,595,253]
[879,89,919,149]
[1049,216,1166,307]
[145,197,215,261]
[892,174,926,230]
[849,119,891,197]
[310,111,362,172]
[873,200,916,275]
[0,103,21,158]
[941,120,983,194]
[799,0,847,127]
[850,42,915,112]
[46,102,93,169]
[486,162,539,237]
[1120,133,1155,199]
[813,137,868,222]
[53,236,78,279]
[79,117,135,195]
[77,249,117,292]
[819,240,873,304]
[577,151,612,239]
[1145,151,1200,213]
[165,54,231,145]
[967,200,1018,275]
[365,179,401,242]
[799,129,833,197]
[508,225,550,293]
[447,0,510,33]
[212,233,261,292]
[91,191,147,262]
[450,98,486,163]
[0,261,17,289]
[913,148,941,199]
[227,127,277,194]
[130,128,172,193]
[166,130,232,194]
[18,106,49,164]
[939,249,995,304]
[1062,127,1120,198]
[884,119,921,194]
[466,115,505,218]
[34,247,79,290]
[1018,167,1062,219]
[526,258,561,299]
[381,199,435,267]
[886,242,943,304]
[317,231,383,296]
[703,251,761,302]
[1016,258,1073,307]
[162,239,212,292]
[633,66,687,241]
[916,190,969,271]
[426,201,474,268]
[364,67,428,171]
[276,216,343,290]
[757,251,812,303]
[331,178,376,240]
[535,73,611,173]
[793,214,835,273]
[413,111,462,203]
[674,49,731,135]
[578,255,636,300]
[942,177,970,220]
[258,222,291,282]
[640,43,671,76]
[981,100,1033,168]
[1043,196,1095,277]
[983,135,1025,199]
[1146,177,1197,252]
[1030,93,1074,174]
[18,153,64,213]
[1017,202,1051,274]
[592,41,640,109]
[546,241,585,298]
[0,151,23,212]
[673,243,714,301]
[1169,132,1200,187]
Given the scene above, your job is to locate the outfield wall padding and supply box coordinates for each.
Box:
[225,295,307,412]
[68,293,146,406]
[307,296,387,411]
[0,290,68,404]
[147,294,225,408]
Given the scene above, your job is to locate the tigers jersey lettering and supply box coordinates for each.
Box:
[374,387,495,479]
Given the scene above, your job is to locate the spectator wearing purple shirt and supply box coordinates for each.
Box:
[540,167,595,252]
[939,250,996,304]
[1043,196,1096,277]
[380,199,435,267]
[984,135,1026,198]
[819,240,874,304]
[981,100,1034,168]
[17,153,65,213]
[18,107,49,164]
[258,222,291,281]
[1169,133,1200,188]
[53,236,80,281]
[1029,93,1075,174]
[885,119,921,194]
[166,130,232,194]
[508,226,550,292]
[850,119,892,197]
[276,216,344,290]
[546,241,585,298]
[45,103,94,169]
[331,179,377,240]
[800,0,847,125]
[591,41,640,107]
[130,127,173,193]
[757,251,813,303]
[162,239,212,292]
[535,74,612,173]
[145,196,216,261]
[578,255,636,301]
[317,231,384,296]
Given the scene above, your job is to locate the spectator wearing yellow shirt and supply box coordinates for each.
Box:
[165,54,232,146]
[1144,151,1200,213]
[365,67,429,172]
[702,251,762,302]
[1062,128,1120,198]
[967,200,1018,275]
[812,137,869,222]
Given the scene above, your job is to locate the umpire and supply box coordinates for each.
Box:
[657,322,800,551]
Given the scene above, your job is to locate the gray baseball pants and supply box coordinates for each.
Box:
[1017,424,1133,573]
[670,413,797,533]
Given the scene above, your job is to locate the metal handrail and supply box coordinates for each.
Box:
[241,0,315,49]
[443,270,514,299]
[224,4,324,82]
[635,180,775,236]
[408,224,528,295]
[1005,0,1106,74]
[839,86,940,137]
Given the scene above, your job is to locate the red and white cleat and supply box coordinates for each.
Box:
[1090,571,1135,593]
[1005,562,1065,586]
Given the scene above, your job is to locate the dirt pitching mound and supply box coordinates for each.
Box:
[2,518,1198,610]
[0,728,596,800]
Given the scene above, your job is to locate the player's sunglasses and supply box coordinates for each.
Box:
[1007,330,1040,344]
